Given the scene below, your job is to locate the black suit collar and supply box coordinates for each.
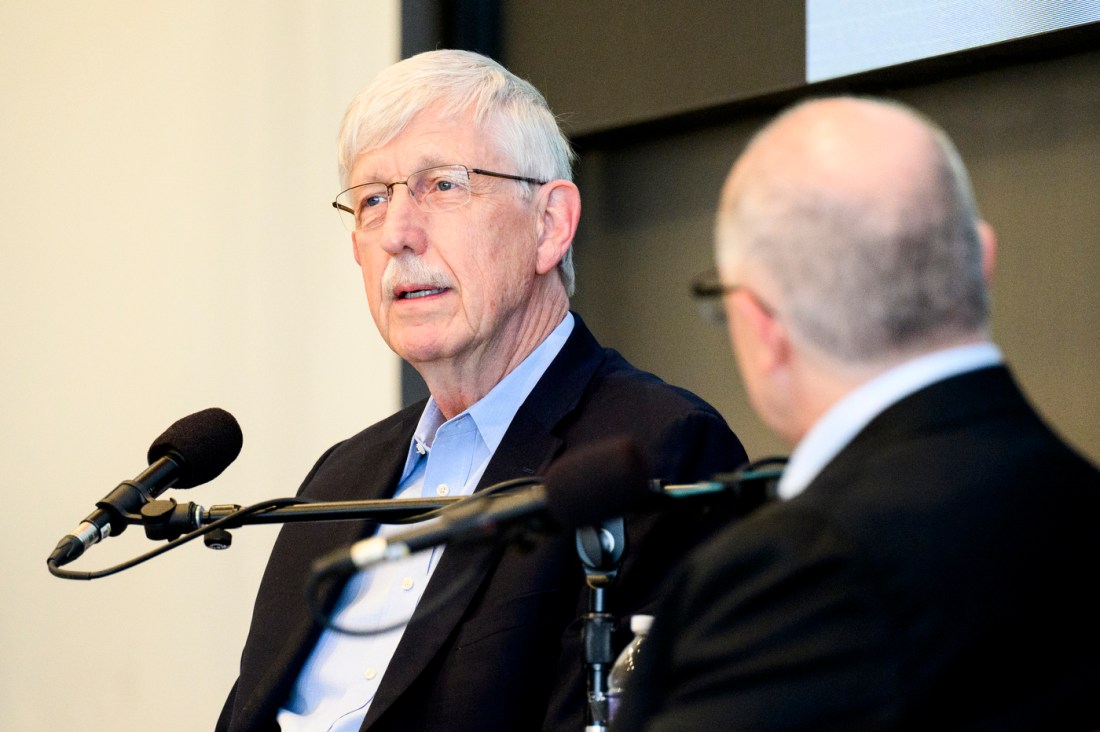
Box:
[233,403,424,730]
[809,365,1027,494]
[848,365,1021,451]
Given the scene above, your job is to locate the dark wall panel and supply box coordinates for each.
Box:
[400,4,1100,463]
[568,48,1100,463]
[502,0,805,136]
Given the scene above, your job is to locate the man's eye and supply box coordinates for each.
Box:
[435,179,456,192]
[362,193,388,209]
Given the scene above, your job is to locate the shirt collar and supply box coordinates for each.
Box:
[402,312,575,473]
[778,342,1003,500]
[467,312,574,453]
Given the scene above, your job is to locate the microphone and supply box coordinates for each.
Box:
[47,407,243,568]
[312,436,650,578]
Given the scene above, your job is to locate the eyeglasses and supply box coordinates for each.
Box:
[332,164,549,231]
[690,268,777,324]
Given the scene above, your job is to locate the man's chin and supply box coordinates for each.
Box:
[389,331,457,369]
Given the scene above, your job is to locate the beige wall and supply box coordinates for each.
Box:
[0,2,399,729]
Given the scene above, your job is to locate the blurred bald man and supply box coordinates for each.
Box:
[613,97,1100,731]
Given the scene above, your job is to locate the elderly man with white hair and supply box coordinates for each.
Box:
[217,49,748,732]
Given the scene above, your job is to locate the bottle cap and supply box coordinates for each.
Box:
[630,614,654,634]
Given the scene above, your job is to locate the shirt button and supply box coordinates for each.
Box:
[436,484,449,496]
[364,668,377,680]
[401,577,415,591]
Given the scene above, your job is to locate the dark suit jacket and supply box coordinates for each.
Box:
[217,314,748,731]
[615,366,1100,731]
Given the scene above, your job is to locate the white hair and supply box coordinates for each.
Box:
[337,50,577,295]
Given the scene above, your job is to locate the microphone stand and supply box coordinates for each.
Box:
[576,518,626,731]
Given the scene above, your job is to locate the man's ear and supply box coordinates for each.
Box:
[977,219,997,284]
[732,289,790,373]
[534,180,581,275]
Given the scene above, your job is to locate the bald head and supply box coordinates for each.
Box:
[727,98,939,211]
[717,97,990,367]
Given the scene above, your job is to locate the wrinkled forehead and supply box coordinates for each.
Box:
[342,92,509,170]
[347,105,505,184]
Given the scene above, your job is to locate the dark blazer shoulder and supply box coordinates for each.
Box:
[549,314,749,508]
[218,401,426,732]
[619,365,1100,731]
[295,399,425,501]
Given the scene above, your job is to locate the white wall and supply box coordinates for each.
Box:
[0,2,400,729]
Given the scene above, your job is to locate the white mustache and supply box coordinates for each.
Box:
[381,256,453,296]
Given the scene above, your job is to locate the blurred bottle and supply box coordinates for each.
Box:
[606,613,653,723]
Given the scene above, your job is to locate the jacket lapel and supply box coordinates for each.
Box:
[360,314,607,729]
[237,407,421,730]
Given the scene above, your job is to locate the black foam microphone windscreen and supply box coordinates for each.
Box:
[146,407,243,488]
[541,436,651,528]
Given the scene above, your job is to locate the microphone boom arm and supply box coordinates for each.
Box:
[138,496,464,542]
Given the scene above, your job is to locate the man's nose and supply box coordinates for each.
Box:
[378,182,427,256]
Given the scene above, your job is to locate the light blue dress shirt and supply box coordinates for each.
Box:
[778,342,1004,500]
[276,313,574,732]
